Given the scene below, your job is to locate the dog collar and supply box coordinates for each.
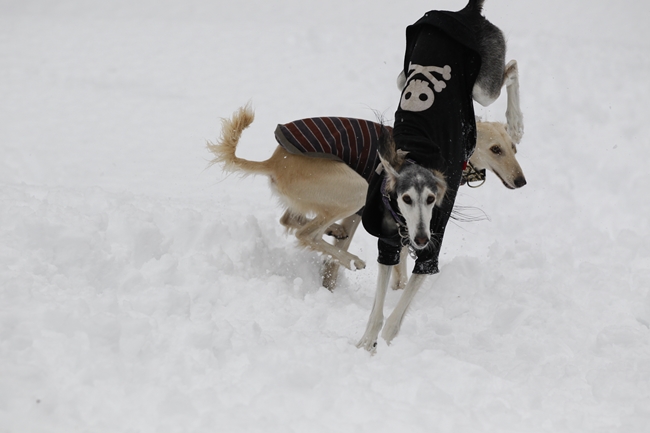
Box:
[461,161,486,188]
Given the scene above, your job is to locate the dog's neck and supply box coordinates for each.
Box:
[380,176,407,230]
[461,161,486,187]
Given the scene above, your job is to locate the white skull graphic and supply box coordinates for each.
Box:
[400,79,434,112]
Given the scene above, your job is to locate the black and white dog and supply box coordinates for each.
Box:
[357,0,523,351]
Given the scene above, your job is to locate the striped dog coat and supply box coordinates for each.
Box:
[274,117,391,183]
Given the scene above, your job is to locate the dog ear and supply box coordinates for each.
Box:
[377,125,395,161]
[378,152,400,192]
[378,125,407,169]
[431,169,448,206]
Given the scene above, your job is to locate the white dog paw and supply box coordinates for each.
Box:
[356,335,378,353]
[381,317,402,345]
[506,117,524,144]
[357,317,383,352]
[504,60,518,86]
[390,277,407,291]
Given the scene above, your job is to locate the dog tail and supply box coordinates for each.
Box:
[462,0,485,13]
[206,103,273,176]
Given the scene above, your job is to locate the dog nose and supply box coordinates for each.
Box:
[414,236,429,247]
[514,177,527,188]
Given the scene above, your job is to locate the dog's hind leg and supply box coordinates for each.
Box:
[504,60,524,144]
[275,155,367,272]
[357,264,392,352]
[381,273,431,344]
[295,215,366,271]
[279,210,308,231]
[322,214,361,291]
[280,210,349,241]
[324,222,350,240]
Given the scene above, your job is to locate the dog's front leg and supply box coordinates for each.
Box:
[357,264,392,352]
[381,273,429,344]
[390,247,410,290]
[504,60,524,144]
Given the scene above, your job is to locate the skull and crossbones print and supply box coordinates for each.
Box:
[400,62,452,112]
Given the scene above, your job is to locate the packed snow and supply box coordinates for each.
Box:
[1,0,649,432]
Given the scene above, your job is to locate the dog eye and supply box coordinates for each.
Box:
[427,195,436,205]
[402,195,412,205]
[490,145,502,155]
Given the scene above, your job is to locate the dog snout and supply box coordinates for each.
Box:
[514,176,527,188]
[413,235,429,247]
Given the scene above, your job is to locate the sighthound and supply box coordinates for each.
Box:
[208,111,524,289]
[357,0,523,351]
[208,0,524,351]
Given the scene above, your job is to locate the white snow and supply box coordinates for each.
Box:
[1,0,649,432]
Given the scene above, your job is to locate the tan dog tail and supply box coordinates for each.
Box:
[207,103,272,175]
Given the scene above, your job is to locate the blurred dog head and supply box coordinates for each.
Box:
[472,122,526,189]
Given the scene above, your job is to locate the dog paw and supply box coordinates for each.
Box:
[390,277,407,291]
[506,115,524,144]
[357,315,384,352]
[356,335,378,353]
[353,259,366,270]
[321,262,340,291]
[381,316,402,344]
[325,223,348,240]
[504,60,518,86]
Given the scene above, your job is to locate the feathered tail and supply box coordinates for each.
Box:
[206,103,273,175]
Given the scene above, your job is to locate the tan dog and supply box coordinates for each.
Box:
[207,105,525,290]
[473,120,526,190]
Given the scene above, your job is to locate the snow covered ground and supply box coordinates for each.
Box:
[1,0,649,431]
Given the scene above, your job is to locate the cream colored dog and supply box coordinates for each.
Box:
[207,105,525,290]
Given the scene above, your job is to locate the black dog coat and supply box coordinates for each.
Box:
[363,10,482,274]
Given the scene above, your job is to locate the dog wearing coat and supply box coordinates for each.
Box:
[207,111,524,287]
[357,0,523,351]
[207,0,524,351]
